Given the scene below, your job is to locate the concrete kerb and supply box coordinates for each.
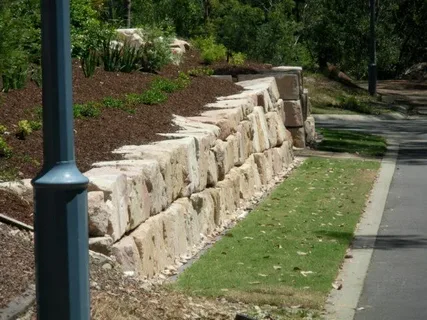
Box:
[324,140,399,320]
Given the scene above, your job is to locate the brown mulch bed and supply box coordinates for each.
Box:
[0,223,34,308]
[0,190,33,225]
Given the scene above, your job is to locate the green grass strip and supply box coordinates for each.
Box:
[317,128,387,157]
[175,158,380,310]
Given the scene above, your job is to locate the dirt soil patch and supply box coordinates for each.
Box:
[0,50,245,182]
[0,190,33,225]
[0,223,34,308]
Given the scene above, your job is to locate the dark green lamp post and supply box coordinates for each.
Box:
[368,0,377,95]
[31,0,90,318]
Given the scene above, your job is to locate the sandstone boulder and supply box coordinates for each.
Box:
[283,100,303,127]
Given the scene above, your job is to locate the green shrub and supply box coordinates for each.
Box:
[0,125,7,134]
[125,93,142,106]
[0,137,12,158]
[139,89,167,105]
[192,36,227,64]
[120,42,141,73]
[1,53,28,92]
[16,120,32,139]
[34,106,43,119]
[29,65,42,87]
[229,52,246,66]
[101,37,123,72]
[81,49,99,77]
[187,67,214,77]
[136,27,175,72]
[176,71,191,89]
[29,120,42,131]
[73,103,101,118]
[103,96,124,109]
[150,77,180,93]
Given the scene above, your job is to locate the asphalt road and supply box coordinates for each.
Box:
[316,116,427,320]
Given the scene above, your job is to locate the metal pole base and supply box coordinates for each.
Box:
[32,164,90,320]
[368,63,377,96]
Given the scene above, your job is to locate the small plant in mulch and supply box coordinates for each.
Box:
[150,77,181,93]
[229,52,247,66]
[29,120,42,131]
[0,137,12,157]
[102,96,124,109]
[16,120,32,140]
[138,89,168,105]
[73,103,101,119]
[0,125,7,134]
[187,67,214,77]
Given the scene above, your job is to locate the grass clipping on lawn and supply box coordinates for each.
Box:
[175,157,380,310]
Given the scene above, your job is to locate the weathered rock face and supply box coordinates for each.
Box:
[81,71,315,278]
[304,116,316,145]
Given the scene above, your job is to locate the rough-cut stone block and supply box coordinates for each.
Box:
[92,160,167,219]
[161,201,190,259]
[205,98,255,118]
[248,107,270,153]
[212,139,235,181]
[236,155,262,200]
[265,112,279,148]
[189,108,243,141]
[113,144,183,206]
[282,141,294,167]
[172,115,221,137]
[190,190,216,237]
[0,180,33,203]
[236,77,280,105]
[207,150,218,187]
[132,214,167,278]
[87,191,110,237]
[289,127,306,148]
[174,197,204,247]
[304,116,316,145]
[270,66,303,91]
[272,73,300,100]
[205,188,222,226]
[217,91,259,106]
[301,89,309,121]
[85,168,129,241]
[283,100,303,127]
[236,121,253,164]
[112,236,143,277]
[159,132,215,192]
[215,170,241,225]
[254,153,273,185]
[89,236,113,255]
[156,137,200,196]
[210,75,233,82]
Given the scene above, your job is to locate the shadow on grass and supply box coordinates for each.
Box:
[316,128,387,157]
[316,230,427,250]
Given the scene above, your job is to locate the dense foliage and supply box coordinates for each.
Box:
[0,0,426,89]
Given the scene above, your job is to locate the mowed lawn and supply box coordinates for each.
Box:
[175,157,380,310]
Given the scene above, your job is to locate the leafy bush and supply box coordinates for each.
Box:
[29,120,42,131]
[120,42,141,73]
[125,93,142,106]
[136,27,175,72]
[0,125,7,134]
[73,103,101,118]
[81,49,99,77]
[229,52,246,66]
[192,36,227,64]
[0,137,12,158]
[150,77,180,93]
[139,89,167,105]
[103,96,124,109]
[176,71,191,89]
[187,67,214,77]
[101,37,123,72]
[16,120,32,139]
